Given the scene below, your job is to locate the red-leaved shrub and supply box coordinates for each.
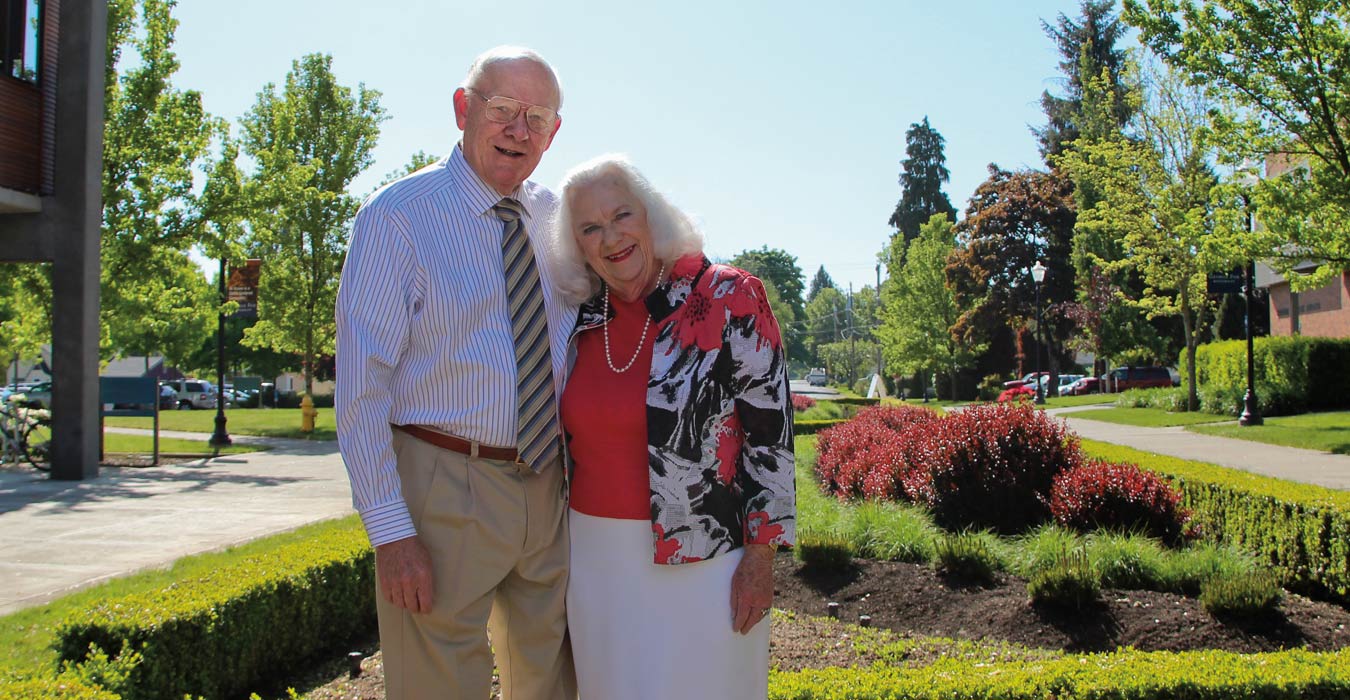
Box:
[815,405,940,500]
[1050,460,1192,543]
[908,403,1083,533]
[792,394,818,412]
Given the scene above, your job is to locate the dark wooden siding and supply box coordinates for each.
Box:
[0,75,41,193]
[40,0,58,194]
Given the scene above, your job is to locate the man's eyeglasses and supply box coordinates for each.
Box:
[467,90,559,135]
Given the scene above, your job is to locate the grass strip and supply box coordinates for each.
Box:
[1187,410,1350,454]
[1067,407,1231,427]
[101,433,265,456]
[104,409,335,441]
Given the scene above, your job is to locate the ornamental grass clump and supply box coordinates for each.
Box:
[933,532,1001,583]
[795,532,855,572]
[1200,570,1282,617]
[1027,547,1099,609]
[1050,460,1193,544]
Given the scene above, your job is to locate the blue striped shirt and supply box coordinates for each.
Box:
[335,145,577,547]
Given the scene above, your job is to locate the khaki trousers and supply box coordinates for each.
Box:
[378,430,574,700]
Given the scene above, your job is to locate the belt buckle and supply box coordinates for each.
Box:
[468,441,480,459]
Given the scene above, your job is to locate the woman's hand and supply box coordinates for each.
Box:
[730,543,775,634]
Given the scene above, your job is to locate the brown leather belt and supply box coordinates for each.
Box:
[393,424,522,463]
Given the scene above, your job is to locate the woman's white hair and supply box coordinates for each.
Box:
[549,154,705,304]
[461,46,563,109]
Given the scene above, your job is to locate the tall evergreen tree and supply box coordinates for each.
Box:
[1036,0,1135,160]
[807,265,835,302]
[888,117,957,247]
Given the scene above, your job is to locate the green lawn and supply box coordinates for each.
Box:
[1188,410,1350,454]
[102,432,265,456]
[104,408,335,441]
[1067,407,1232,428]
[1042,393,1116,408]
[0,516,362,676]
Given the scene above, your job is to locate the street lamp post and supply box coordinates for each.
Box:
[1235,163,1263,427]
[209,258,232,447]
[1031,261,1047,405]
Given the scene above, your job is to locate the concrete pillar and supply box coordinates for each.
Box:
[47,1,107,480]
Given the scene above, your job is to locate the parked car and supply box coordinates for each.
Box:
[805,368,828,387]
[158,384,179,410]
[20,381,51,409]
[1002,371,1048,389]
[1104,366,1173,392]
[1065,376,1100,396]
[160,379,219,410]
[1037,374,1083,396]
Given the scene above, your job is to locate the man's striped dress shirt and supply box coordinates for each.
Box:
[335,144,577,547]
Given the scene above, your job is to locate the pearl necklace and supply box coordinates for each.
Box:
[603,262,665,373]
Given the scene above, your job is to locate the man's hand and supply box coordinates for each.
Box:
[376,536,435,614]
[730,544,775,635]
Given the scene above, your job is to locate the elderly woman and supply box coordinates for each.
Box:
[550,154,795,700]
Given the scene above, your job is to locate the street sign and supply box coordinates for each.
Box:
[1206,271,1243,295]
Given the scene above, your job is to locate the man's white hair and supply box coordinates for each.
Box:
[549,154,705,304]
[461,45,563,110]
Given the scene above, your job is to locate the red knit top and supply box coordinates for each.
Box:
[561,293,655,520]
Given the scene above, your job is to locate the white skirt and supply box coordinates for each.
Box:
[566,509,770,700]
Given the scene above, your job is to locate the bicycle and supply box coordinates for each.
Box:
[0,393,52,471]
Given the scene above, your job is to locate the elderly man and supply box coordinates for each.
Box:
[336,46,576,700]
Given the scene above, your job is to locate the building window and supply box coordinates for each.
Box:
[1,0,40,84]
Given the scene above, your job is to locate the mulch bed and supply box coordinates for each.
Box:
[293,551,1350,698]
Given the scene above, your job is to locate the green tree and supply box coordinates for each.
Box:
[807,265,835,302]
[1058,60,1226,409]
[0,265,52,370]
[239,53,387,394]
[888,117,957,249]
[818,340,878,390]
[378,149,440,189]
[1125,0,1350,288]
[100,0,217,368]
[880,214,985,400]
[729,247,807,363]
[1037,0,1136,160]
[947,166,1077,381]
[803,286,845,363]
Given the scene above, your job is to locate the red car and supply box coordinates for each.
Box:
[1065,376,1100,396]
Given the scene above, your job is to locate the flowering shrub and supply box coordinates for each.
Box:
[1050,460,1192,543]
[791,394,818,412]
[817,402,1082,533]
[815,405,940,500]
[910,403,1083,532]
[997,385,1035,402]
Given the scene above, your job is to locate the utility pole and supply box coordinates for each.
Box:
[848,282,856,385]
[875,263,883,378]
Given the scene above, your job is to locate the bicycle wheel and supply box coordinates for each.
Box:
[21,411,52,471]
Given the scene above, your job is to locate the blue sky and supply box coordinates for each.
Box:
[171,0,1090,292]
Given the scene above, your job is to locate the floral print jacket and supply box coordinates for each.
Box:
[566,254,796,564]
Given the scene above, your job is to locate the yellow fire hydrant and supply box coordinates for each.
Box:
[300,394,318,433]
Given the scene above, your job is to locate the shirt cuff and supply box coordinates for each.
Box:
[359,501,417,547]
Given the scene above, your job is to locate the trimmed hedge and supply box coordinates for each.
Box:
[794,419,850,435]
[769,648,1350,699]
[1082,439,1350,602]
[0,676,120,700]
[55,523,375,700]
[830,397,882,407]
[1192,336,1350,416]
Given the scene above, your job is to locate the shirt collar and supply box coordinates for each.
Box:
[446,143,538,221]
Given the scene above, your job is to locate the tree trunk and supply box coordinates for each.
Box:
[1181,288,1197,412]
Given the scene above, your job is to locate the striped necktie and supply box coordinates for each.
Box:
[493,198,558,471]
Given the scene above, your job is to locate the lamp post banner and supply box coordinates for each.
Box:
[228,259,261,318]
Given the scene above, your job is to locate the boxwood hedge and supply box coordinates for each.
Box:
[54,522,375,700]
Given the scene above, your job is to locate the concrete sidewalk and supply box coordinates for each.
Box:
[0,433,354,615]
[1050,405,1350,490]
